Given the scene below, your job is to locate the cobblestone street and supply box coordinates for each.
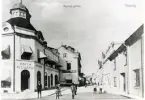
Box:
[2,86,131,100]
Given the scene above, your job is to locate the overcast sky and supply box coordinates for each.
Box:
[2,0,143,75]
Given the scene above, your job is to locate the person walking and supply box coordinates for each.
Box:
[37,81,42,98]
[75,84,77,95]
[100,84,103,94]
[93,85,97,94]
[58,84,62,96]
[71,83,76,99]
[55,85,60,99]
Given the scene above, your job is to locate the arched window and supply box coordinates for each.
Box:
[51,74,53,86]
[21,70,30,91]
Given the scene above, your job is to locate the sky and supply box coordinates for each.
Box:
[2,0,144,75]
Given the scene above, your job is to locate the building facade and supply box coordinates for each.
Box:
[58,45,82,85]
[97,24,144,98]
[1,2,62,93]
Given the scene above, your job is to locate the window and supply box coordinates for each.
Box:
[114,77,117,87]
[37,49,41,63]
[134,69,140,87]
[1,45,11,59]
[123,50,127,66]
[63,53,67,58]
[67,63,71,70]
[21,45,32,60]
[114,59,116,70]
[21,54,31,60]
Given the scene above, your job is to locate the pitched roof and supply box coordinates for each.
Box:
[6,17,36,32]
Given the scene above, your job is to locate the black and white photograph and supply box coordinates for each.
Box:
[0,0,144,100]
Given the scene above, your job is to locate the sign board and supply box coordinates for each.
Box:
[16,61,33,69]
[65,73,72,80]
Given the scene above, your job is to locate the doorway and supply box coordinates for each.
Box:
[120,73,126,92]
[55,75,58,85]
[48,76,50,88]
[37,71,41,84]
[51,74,53,87]
[21,70,30,91]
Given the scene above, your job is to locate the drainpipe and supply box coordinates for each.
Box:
[44,47,46,89]
[13,26,16,92]
[141,35,144,98]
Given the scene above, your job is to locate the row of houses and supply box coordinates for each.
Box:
[97,24,144,98]
[0,1,83,93]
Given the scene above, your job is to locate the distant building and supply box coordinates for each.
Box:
[58,45,82,85]
[1,1,62,93]
[97,24,144,98]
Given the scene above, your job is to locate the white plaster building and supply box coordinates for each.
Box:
[97,24,144,98]
[58,45,82,85]
[1,1,62,93]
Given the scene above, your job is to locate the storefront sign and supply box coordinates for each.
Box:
[65,73,72,80]
[16,61,33,69]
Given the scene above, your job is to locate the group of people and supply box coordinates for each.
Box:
[93,83,103,94]
[56,83,78,99]
[37,81,78,99]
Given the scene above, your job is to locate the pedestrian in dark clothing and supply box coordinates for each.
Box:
[37,81,42,98]
[75,84,77,95]
[71,83,76,99]
[93,85,97,94]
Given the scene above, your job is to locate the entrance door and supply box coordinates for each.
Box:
[51,74,53,87]
[55,75,58,85]
[48,76,50,88]
[37,71,41,84]
[21,70,30,91]
[120,73,126,92]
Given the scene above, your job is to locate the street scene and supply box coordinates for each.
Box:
[1,0,144,100]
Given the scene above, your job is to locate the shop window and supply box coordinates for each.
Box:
[66,80,72,83]
[134,69,140,87]
[44,73,47,88]
[1,45,11,59]
[114,77,117,87]
[67,63,71,70]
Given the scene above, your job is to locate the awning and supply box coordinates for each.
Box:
[45,57,57,64]
[39,51,47,58]
[56,63,63,67]
[21,45,33,54]
[1,45,10,59]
